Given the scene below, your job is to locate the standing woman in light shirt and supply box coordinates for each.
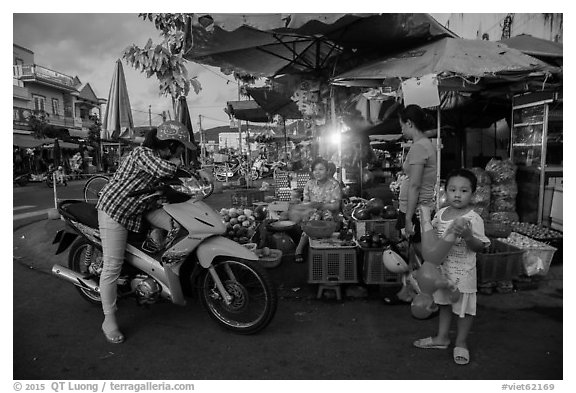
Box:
[396,104,438,260]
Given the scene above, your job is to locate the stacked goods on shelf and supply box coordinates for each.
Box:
[485,159,520,223]
[469,167,491,221]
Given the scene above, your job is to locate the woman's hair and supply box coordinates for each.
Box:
[310,157,329,172]
[445,168,478,193]
[398,104,434,131]
[142,128,182,154]
[326,161,337,177]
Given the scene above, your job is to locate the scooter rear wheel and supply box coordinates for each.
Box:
[198,259,277,335]
[68,238,103,304]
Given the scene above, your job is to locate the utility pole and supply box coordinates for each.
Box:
[148,105,152,126]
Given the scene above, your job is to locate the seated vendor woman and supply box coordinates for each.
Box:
[294,158,342,262]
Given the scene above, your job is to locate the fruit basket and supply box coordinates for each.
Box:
[498,232,557,276]
[302,220,338,239]
[476,240,525,283]
[484,221,512,238]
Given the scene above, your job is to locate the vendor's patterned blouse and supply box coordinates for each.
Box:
[303,178,341,204]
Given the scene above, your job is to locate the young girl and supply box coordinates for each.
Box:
[413,168,490,365]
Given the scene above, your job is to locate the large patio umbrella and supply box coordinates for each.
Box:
[185,13,455,78]
[102,59,134,140]
[331,37,559,89]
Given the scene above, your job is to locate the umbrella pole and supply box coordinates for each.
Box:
[436,107,442,212]
[283,118,287,157]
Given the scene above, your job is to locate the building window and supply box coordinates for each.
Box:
[52,98,60,116]
[32,95,46,113]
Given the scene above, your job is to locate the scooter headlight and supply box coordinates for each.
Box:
[169,178,197,196]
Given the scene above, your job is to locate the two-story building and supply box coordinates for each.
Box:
[13,43,106,173]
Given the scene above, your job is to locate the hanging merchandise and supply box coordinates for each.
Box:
[400,74,440,109]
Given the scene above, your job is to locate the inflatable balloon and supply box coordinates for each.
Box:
[413,261,461,303]
[418,206,470,265]
[410,293,438,319]
[382,249,409,274]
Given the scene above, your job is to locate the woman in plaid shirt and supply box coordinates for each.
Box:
[97,124,195,344]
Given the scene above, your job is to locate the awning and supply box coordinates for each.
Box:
[332,37,560,89]
[13,134,54,148]
[186,13,456,78]
[246,87,303,119]
[499,34,563,59]
[43,141,80,149]
[226,100,270,123]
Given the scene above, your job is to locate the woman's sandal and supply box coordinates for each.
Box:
[294,254,304,263]
[102,328,125,344]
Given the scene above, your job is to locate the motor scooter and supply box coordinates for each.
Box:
[13,172,29,186]
[51,168,277,334]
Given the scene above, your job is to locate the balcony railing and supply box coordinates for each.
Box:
[13,64,76,89]
[13,84,31,100]
[13,106,82,129]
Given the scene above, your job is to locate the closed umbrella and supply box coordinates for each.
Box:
[176,96,196,164]
[102,59,134,140]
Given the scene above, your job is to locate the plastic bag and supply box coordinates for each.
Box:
[469,167,491,186]
[489,211,519,223]
[490,198,517,212]
[472,185,491,205]
[485,158,517,184]
[491,183,518,199]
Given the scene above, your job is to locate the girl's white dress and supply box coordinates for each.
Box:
[432,207,490,317]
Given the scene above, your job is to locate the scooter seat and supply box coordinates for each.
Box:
[59,200,99,229]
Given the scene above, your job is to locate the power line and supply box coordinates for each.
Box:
[196,63,237,84]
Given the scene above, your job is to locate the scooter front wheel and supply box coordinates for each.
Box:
[198,259,277,335]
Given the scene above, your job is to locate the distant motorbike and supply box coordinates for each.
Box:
[251,159,287,180]
[51,168,277,334]
[13,172,29,187]
[46,167,68,187]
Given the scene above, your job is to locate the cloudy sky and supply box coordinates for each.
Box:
[13,13,242,131]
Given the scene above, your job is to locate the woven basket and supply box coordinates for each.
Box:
[255,249,283,268]
[302,220,338,239]
[484,221,512,238]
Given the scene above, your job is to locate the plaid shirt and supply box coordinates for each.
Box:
[96,146,178,232]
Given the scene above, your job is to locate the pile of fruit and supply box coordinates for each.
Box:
[356,232,390,249]
[220,207,258,245]
[350,197,398,221]
[509,222,562,241]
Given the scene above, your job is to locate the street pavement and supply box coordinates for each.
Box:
[11,183,566,382]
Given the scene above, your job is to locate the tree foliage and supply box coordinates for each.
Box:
[123,13,202,99]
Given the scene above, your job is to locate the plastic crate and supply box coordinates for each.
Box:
[361,247,402,285]
[308,248,358,284]
[353,218,399,241]
[501,233,557,276]
[477,240,525,283]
